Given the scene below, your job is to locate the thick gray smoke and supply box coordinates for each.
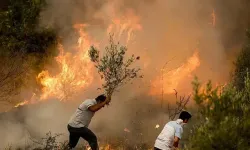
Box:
[1,0,250,148]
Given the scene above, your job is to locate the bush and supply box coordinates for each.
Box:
[233,30,250,90]
[185,75,250,150]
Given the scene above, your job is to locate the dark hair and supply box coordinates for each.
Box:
[179,111,192,120]
[95,94,106,102]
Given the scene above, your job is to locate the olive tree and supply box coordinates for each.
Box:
[89,35,142,100]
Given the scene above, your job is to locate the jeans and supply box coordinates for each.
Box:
[67,125,98,150]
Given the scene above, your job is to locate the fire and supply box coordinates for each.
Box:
[15,24,97,107]
[36,24,94,101]
[103,144,112,150]
[150,51,200,95]
[15,93,37,107]
[35,12,142,102]
[107,9,142,44]
[87,144,112,150]
[15,11,142,107]
[15,100,28,108]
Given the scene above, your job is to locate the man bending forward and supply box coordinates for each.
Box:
[154,111,192,150]
[67,94,110,149]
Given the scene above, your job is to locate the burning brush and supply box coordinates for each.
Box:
[88,34,142,103]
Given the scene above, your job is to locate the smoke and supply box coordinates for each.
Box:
[0,94,165,148]
[1,0,250,148]
[0,100,72,148]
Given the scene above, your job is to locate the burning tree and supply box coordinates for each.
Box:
[89,35,141,100]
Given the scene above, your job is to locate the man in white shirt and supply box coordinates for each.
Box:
[67,94,110,150]
[154,111,192,150]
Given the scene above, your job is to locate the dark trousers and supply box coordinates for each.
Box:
[67,125,98,150]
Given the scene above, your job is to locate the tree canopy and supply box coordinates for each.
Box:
[0,0,57,103]
[233,30,250,90]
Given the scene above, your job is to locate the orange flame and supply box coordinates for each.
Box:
[14,100,28,108]
[107,9,142,44]
[15,12,142,107]
[150,51,200,95]
[87,144,112,150]
[14,93,37,107]
[36,24,94,101]
[104,144,112,150]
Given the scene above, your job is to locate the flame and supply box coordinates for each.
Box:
[103,144,112,150]
[37,24,94,101]
[150,51,200,95]
[15,93,37,107]
[107,9,142,44]
[15,100,28,108]
[15,11,142,107]
[87,144,112,150]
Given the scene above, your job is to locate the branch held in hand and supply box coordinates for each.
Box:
[89,34,142,101]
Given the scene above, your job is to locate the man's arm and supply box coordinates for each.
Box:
[88,98,110,112]
[173,136,180,148]
[173,125,182,149]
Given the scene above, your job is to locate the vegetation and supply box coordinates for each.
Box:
[0,0,57,103]
[89,35,142,99]
[1,0,250,149]
[233,30,250,90]
[184,76,250,150]
[185,30,250,149]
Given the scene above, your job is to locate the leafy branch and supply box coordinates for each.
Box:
[89,35,142,99]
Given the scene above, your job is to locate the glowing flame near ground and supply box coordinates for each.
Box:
[14,93,37,107]
[150,51,200,95]
[87,144,112,150]
[14,100,28,108]
[107,9,142,44]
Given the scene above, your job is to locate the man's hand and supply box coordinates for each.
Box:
[88,97,110,112]
[173,136,180,148]
[105,96,111,105]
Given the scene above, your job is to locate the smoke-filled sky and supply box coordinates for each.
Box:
[1,0,250,148]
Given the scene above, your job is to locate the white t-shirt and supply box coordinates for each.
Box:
[68,99,97,128]
[154,119,183,150]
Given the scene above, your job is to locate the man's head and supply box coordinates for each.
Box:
[179,111,192,123]
[95,94,107,103]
